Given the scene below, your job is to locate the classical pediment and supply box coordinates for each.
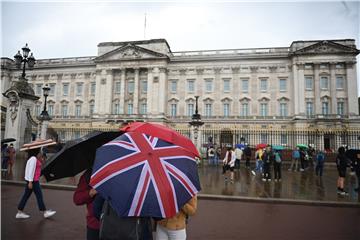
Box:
[95,44,169,62]
[293,41,359,55]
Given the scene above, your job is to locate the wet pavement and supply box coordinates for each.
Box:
[2,155,360,204]
[2,184,360,240]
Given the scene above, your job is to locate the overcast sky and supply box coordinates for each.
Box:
[1,1,359,95]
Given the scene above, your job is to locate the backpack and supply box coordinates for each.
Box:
[275,152,281,163]
[99,201,153,240]
[316,153,324,163]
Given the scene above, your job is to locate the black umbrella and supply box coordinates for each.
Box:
[42,131,123,182]
[1,138,16,145]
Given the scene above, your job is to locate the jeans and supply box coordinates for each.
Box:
[274,162,282,180]
[315,164,324,176]
[235,159,241,169]
[263,163,271,180]
[289,158,299,171]
[245,156,251,168]
[156,225,186,240]
[17,181,46,211]
[209,156,216,165]
[255,160,263,173]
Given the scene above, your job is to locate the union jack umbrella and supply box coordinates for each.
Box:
[89,131,201,218]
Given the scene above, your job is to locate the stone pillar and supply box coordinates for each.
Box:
[105,69,114,114]
[297,64,305,115]
[158,67,167,116]
[119,68,126,114]
[314,64,321,114]
[330,63,337,114]
[40,120,49,139]
[292,64,299,116]
[146,68,154,117]
[94,70,103,115]
[133,68,139,114]
[345,61,358,115]
[3,83,39,150]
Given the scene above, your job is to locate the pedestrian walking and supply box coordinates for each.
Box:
[315,151,325,177]
[156,196,197,240]
[251,148,263,176]
[7,143,16,175]
[208,147,216,165]
[289,147,300,172]
[16,141,56,219]
[1,144,9,177]
[73,169,100,240]
[273,150,282,182]
[262,145,274,182]
[243,144,252,169]
[299,149,307,172]
[222,146,236,183]
[234,145,243,170]
[336,146,349,196]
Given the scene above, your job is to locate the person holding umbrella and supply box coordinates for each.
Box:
[222,145,236,183]
[15,139,57,219]
[262,145,274,182]
[336,146,349,196]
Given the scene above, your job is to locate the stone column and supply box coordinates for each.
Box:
[292,63,299,116]
[133,68,139,114]
[105,69,114,114]
[119,68,126,114]
[314,64,321,115]
[345,61,358,115]
[158,67,167,116]
[40,120,49,139]
[146,67,154,117]
[94,69,103,115]
[297,64,305,115]
[330,63,337,114]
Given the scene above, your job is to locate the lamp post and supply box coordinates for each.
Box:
[14,43,36,80]
[37,84,52,139]
[189,96,204,154]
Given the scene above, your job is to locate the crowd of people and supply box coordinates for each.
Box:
[207,143,360,196]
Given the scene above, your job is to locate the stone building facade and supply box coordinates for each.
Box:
[2,39,360,152]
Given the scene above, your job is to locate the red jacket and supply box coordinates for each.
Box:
[73,172,100,230]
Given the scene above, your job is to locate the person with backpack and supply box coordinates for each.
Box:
[234,145,243,170]
[262,145,274,182]
[288,147,300,172]
[73,168,100,240]
[222,146,236,183]
[336,146,350,196]
[156,196,197,240]
[93,195,153,240]
[273,150,282,182]
[207,147,216,166]
[315,151,325,177]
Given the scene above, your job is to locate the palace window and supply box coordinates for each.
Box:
[140,103,147,114]
[49,83,56,96]
[90,82,96,96]
[320,76,329,90]
[279,103,288,117]
[322,101,329,115]
[223,79,231,92]
[75,104,82,117]
[306,102,314,116]
[205,103,212,117]
[187,80,195,93]
[260,79,268,92]
[127,103,133,115]
[205,79,213,92]
[241,103,249,117]
[242,79,249,93]
[35,104,41,116]
[141,80,148,93]
[115,81,121,94]
[279,79,287,92]
[89,103,95,115]
[113,103,120,114]
[61,104,68,117]
[336,76,345,90]
[48,104,54,116]
[337,101,344,115]
[36,84,42,96]
[305,76,313,90]
[63,83,69,96]
[128,81,134,93]
[187,103,194,117]
[223,103,230,117]
[170,80,177,93]
[76,83,83,96]
[170,104,177,117]
[260,103,268,116]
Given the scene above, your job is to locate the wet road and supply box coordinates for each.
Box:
[3,155,360,203]
[2,185,360,240]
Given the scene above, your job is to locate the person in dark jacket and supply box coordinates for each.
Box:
[73,169,100,240]
[243,144,252,169]
[262,145,274,182]
[336,147,349,195]
[315,151,325,177]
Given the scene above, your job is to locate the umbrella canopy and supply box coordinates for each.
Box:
[121,122,200,157]
[235,144,245,149]
[296,144,308,149]
[90,131,201,219]
[42,131,123,182]
[256,143,268,150]
[272,145,285,151]
[1,138,16,145]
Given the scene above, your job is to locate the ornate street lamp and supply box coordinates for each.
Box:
[38,84,51,121]
[14,43,36,80]
[189,96,204,152]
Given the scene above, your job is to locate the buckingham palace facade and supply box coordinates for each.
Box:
[1,39,360,152]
